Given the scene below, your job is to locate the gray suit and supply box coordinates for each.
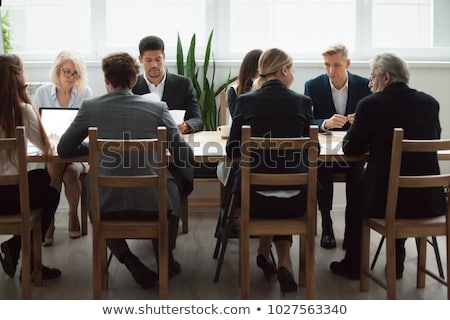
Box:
[58,88,195,257]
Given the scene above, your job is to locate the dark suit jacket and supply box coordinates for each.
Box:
[57,89,195,216]
[343,82,446,218]
[132,72,203,132]
[304,72,371,130]
[227,79,314,176]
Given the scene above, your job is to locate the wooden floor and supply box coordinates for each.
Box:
[0,206,447,300]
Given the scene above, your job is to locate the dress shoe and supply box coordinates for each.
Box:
[256,254,276,280]
[277,267,298,296]
[320,232,336,249]
[123,253,158,289]
[20,265,62,281]
[330,259,360,280]
[1,240,20,278]
[330,260,360,280]
[42,265,62,280]
[169,260,181,279]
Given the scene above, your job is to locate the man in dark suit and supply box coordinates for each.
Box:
[304,43,371,249]
[132,35,203,133]
[58,52,195,288]
[330,52,446,279]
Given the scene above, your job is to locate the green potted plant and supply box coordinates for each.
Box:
[176,30,236,130]
[1,9,12,53]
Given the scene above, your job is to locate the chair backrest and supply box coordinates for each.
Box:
[88,126,168,225]
[241,125,319,225]
[0,126,32,218]
[385,128,450,225]
[219,91,228,126]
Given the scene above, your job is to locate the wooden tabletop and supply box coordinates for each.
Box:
[27,130,449,162]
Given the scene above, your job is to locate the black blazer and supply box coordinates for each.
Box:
[133,72,203,132]
[304,72,371,130]
[343,82,446,218]
[226,79,314,178]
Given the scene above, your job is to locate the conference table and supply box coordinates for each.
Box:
[27,129,450,162]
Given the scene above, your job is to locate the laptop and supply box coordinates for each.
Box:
[39,107,79,142]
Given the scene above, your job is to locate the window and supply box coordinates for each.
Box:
[2,0,449,61]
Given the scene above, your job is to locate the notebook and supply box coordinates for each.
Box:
[39,107,79,143]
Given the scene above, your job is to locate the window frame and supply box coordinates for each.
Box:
[3,0,450,62]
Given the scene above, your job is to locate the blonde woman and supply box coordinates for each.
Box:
[34,50,93,245]
[226,48,313,294]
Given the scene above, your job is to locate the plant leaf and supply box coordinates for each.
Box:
[176,32,185,76]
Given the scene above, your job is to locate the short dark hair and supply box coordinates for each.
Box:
[102,52,140,89]
[138,35,165,55]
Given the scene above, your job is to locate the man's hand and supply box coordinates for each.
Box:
[178,122,191,133]
[346,113,356,124]
[324,114,348,129]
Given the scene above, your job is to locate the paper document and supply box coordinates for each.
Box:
[169,110,186,125]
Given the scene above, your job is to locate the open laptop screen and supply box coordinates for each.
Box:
[39,107,79,142]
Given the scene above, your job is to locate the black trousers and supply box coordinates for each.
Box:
[0,169,59,251]
[317,161,364,240]
[105,213,179,263]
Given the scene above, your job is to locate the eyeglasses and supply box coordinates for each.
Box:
[60,68,80,79]
[368,75,378,83]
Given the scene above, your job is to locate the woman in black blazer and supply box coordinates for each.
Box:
[226,48,313,294]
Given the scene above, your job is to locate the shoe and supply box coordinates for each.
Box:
[330,260,360,280]
[20,265,62,281]
[320,232,336,249]
[42,265,62,280]
[256,254,276,281]
[68,214,81,239]
[123,253,158,289]
[43,223,55,247]
[277,267,298,296]
[0,240,19,278]
[169,260,181,279]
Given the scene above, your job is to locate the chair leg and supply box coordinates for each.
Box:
[21,231,31,299]
[370,235,385,270]
[385,236,397,299]
[33,223,42,287]
[428,236,444,279]
[360,223,370,292]
[181,196,188,234]
[240,225,250,299]
[214,193,239,283]
[299,234,306,287]
[417,237,427,288]
[80,173,88,236]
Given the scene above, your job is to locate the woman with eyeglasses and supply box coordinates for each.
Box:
[34,50,93,246]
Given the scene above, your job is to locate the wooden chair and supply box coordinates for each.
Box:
[79,167,89,236]
[360,128,450,299]
[89,127,169,299]
[0,127,42,299]
[240,125,319,299]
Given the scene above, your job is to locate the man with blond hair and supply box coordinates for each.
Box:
[304,43,371,249]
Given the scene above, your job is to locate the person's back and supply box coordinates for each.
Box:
[226,48,313,294]
[58,52,193,289]
[332,52,445,280]
[344,82,443,218]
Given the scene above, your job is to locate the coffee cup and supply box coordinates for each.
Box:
[217,125,231,139]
